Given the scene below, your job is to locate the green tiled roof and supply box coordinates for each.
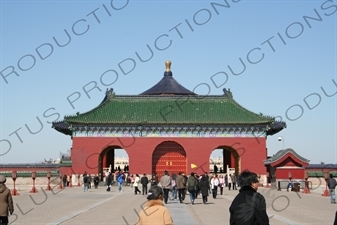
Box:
[308,171,337,177]
[63,95,274,125]
[60,160,72,167]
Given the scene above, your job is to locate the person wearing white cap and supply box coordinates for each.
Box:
[0,175,14,225]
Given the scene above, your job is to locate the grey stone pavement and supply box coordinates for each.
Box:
[7,184,337,225]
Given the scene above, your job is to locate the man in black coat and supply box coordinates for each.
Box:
[199,174,210,204]
[140,174,149,195]
[329,174,337,204]
[106,172,112,192]
[229,170,269,225]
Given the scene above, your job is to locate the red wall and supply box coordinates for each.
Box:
[71,137,267,176]
[276,168,305,179]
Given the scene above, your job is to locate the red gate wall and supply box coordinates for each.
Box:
[71,137,267,176]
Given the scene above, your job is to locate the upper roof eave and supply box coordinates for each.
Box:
[62,92,276,125]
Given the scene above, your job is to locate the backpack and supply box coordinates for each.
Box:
[187,177,196,191]
[83,176,88,183]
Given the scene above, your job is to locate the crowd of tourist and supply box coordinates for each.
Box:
[80,169,241,200]
[2,170,337,225]
[57,169,337,225]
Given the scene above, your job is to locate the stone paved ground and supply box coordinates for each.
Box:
[7,184,337,225]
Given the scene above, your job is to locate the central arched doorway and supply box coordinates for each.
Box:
[152,141,186,177]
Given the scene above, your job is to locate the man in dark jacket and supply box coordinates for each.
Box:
[187,172,198,205]
[140,174,149,195]
[231,174,237,190]
[229,170,269,225]
[328,174,337,204]
[106,172,112,192]
[93,174,99,189]
[199,174,210,204]
[0,175,14,225]
[83,172,89,192]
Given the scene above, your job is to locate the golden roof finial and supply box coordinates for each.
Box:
[165,60,171,72]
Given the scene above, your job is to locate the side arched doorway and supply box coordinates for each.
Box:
[99,145,125,181]
[212,146,240,175]
[152,141,186,177]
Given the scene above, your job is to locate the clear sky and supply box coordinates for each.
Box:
[0,0,336,164]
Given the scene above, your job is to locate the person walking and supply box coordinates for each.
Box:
[194,174,200,199]
[83,172,89,192]
[0,175,14,225]
[137,185,174,225]
[130,174,135,188]
[116,171,124,192]
[141,174,149,195]
[67,175,70,187]
[210,174,220,199]
[106,172,112,192]
[225,174,228,187]
[160,171,171,204]
[329,174,337,204]
[229,170,269,225]
[187,172,198,205]
[176,172,186,203]
[170,174,177,200]
[104,169,109,182]
[62,174,67,188]
[150,175,157,186]
[286,177,294,192]
[231,174,237,190]
[199,174,210,204]
[228,173,232,190]
[219,175,225,195]
[94,174,99,189]
[133,174,141,195]
[88,174,92,189]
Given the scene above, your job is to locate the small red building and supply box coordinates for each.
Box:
[52,61,286,180]
[264,148,310,181]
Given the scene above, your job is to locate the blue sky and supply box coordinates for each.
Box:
[0,0,336,164]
